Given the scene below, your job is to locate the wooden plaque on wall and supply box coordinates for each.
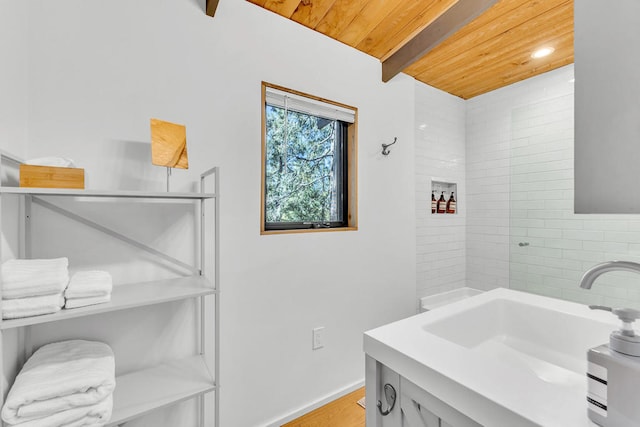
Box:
[150,118,189,169]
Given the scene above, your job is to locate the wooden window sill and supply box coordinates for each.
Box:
[260,227,358,236]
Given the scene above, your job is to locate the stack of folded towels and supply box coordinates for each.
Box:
[1,258,114,319]
[1,340,115,427]
[65,271,113,309]
[1,258,69,320]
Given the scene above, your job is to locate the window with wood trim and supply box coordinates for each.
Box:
[261,82,358,234]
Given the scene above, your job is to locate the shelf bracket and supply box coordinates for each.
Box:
[32,197,200,275]
[18,195,32,259]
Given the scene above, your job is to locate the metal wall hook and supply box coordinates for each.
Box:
[377,383,397,416]
[381,137,397,156]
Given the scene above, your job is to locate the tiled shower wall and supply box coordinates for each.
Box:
[415,82,466,300]
[465,66,575,292]
[465,84,513,291]
[467,64,640,308]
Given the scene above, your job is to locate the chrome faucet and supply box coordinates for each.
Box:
[580,261,640,359]
[580,260,640,289]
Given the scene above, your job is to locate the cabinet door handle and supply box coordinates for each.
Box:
[377,383,397,416]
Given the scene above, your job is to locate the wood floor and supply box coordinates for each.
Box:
[282,387,365,427]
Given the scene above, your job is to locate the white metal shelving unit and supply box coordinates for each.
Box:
[0,154,220,427]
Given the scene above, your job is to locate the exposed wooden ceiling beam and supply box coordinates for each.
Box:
[206,0,220,17]
[381,0,499,82]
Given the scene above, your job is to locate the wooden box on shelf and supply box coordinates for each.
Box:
[19,164,85,189]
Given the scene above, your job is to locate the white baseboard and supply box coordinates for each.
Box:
[263,379,365,427]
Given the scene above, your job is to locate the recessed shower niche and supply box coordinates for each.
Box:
[431,179,457,215]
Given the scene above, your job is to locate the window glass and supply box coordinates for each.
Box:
[265,105,346,227]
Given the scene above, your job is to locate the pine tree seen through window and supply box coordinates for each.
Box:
[265,106,345,227]
[261,83,357,233]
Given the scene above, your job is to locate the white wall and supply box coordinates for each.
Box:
[0,0,28,158]
[415,83,466,299]
[574,0,640,214]
[0,0,27,271]
[19,0,417,426]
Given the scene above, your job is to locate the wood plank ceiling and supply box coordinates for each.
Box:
[246,0,574,99]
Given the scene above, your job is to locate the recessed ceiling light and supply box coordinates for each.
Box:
[531,47,555,59]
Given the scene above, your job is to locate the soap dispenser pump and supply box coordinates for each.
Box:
[590,305,640,356]
[586,305,640,426]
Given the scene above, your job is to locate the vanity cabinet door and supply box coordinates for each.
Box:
[400,378,481,427]
[401,396,440,427]
[574,0,640,213]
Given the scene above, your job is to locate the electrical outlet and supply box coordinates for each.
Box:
[312,327,325,350]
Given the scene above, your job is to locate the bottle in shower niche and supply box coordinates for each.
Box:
[446,192,456,214]
[437,192,446,214]
[431,191,437,214]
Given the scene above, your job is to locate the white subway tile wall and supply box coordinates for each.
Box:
[415,82,466,299]
[465,82,518,292]
[467,63,640,309]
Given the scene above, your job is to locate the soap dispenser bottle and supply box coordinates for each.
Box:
[587,305,640,426]
[437,192,446,214]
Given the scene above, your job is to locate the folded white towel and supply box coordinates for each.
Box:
[65,271,113,299]
[2,294,65,320]
[65,294,111,310]
[25,157,76,168]
[1,340,116,426]
[2,258,69,299]
[8,394,112,427]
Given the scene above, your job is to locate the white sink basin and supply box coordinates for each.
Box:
[364,288,617,426]
[423,298,614,387]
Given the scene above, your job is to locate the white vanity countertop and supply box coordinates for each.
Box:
[364,288,616,427]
